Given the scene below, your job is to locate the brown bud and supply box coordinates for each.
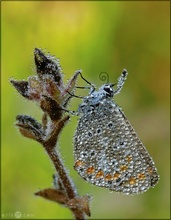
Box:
[34,48,64,87]
[15,115,44,142]
[10,79,29,99]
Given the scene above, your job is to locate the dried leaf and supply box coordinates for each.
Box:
[35,188,68,205]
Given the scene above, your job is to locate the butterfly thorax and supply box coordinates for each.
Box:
[78,83,115,115]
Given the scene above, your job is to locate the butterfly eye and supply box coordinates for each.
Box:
[103,85,114,97]
[104,86,110,93]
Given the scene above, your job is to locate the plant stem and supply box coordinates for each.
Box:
[44,146,85,220]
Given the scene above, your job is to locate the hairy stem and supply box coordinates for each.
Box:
[43,145,85,219]
[42,115,85,219]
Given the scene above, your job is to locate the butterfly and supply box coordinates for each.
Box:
[73,69,159,195]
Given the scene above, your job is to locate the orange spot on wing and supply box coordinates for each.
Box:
[86,166,95,174]
[105,174,113,181]
[95,170,104,178]
[113,172,121,179]
[120,165,128,171]
[129,177,136,185]
[137,173,146,180]
[74,160,84,168]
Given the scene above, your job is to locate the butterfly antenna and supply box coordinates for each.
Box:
[114,69,128,95]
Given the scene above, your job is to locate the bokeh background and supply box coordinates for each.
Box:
[2,1,170,219]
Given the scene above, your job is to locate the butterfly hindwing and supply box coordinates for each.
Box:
[74,100,159,195]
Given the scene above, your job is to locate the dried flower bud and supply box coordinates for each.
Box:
[11,49,81,115]
[10,80,29,99]
[15,115,44,142]
[34,48,63,87]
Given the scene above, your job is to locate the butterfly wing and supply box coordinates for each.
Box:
[74,101,159,195]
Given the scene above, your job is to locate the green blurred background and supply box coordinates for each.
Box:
[2,1,170,219]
